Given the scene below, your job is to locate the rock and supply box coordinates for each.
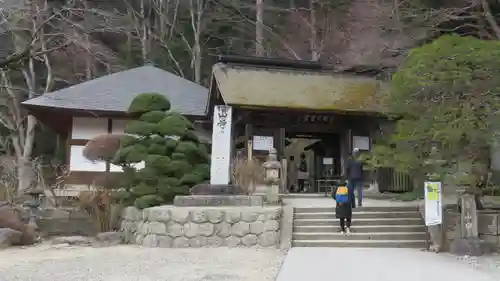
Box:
[171,209,190,224]
[242,234,258,246]
[191,210,208,223]
[122,207,142,221]
[0,205,36,245]
[450,237,486,256]
[215,222,231,237]
[259,231,279,247]
[185,222,214,237]
[224,236,241,247]
[120,221,137,233]
[249,222,265,235]
[52,236,92,246]
[142,235,159,247]
[157,236,172,248]
[206,210,224,223]
[0,228,22,248]
[147,222,167,235]
[172,237,190,248]
[166,222,184,237]
[241,212,259,222]
[264,220,279,231]
[190,236,207,247]
[206,236,224,247]
[231,222,250,237]
[135,234,145,244]
[144,207,171,222]
[225,210,241,223]
[190,184,245,195]
[95,231,122,246]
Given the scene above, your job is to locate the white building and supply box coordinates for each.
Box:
[22,65,210,192]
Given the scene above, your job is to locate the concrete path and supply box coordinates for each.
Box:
[276,248,497,281]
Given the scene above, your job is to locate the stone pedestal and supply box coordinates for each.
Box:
[450,194,484,256]
[266,185,280,204]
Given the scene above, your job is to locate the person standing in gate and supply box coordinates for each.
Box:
[287,156,298,193]
[332,180,352,234]
[346,148,364,208]
[297,153,308,193]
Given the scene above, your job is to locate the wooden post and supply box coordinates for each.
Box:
[244,123,253,159]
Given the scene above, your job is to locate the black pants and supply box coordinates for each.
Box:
[340,218,351,231]
[297,179,305,192]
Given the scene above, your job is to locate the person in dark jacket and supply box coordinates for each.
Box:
[346,148,364,208]
[332,181,353,234]
[297,153,308,193]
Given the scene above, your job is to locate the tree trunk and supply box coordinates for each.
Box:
[16,157,34,196]
[309,0,318,61]
[255,0,265,56]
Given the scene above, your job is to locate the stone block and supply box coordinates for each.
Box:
[157,236,173,248]
[215,222,231,237]
[122,207,142,221]
[206,210,224,223]
[95,231,122,246]
[144,207,171,222]
[241,211,259,222]
[232,221,250,236]
[190,184,245,195]
[170,209,190,224]
[259,231,279,247]
[166,222,184,237]
[478,213,499,235]
[224,236,241,247]
[207,236,224,247]
[142,234,159,247]
[242,234,258,246]
[173,195,263,207]
[450,237,483,256]
[172,237,190,248]
[190,236,207,247]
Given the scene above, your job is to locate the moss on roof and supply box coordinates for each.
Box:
[212,63,389,114]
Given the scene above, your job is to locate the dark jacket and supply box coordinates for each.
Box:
[346,158,363,180]
[332,185,352,219]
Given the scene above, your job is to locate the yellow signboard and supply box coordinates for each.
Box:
[426,182,439,201]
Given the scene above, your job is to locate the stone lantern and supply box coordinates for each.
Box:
[263,148,281,204]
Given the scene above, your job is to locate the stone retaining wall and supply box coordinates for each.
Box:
[120,206,282,248]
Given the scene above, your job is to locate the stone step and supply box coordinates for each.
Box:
[293,217,423,226]
[294,206,418,213]
[292,232,428,241]
[293,224,427,233]
[292,239,428,248]
[294,211,421,220]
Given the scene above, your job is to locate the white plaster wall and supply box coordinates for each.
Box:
[72,117,108,140]
[112,119,129,134]
[69,145,106,171]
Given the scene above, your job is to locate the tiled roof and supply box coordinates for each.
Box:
[22,65,209,116]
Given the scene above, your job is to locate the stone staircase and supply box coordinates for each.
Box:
[292,206,428,248]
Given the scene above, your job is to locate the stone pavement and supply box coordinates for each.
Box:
[276,247,497,281]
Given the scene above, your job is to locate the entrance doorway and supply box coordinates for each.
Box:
[284,132,342,194]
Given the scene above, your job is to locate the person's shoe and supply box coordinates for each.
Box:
[346,228,352,235]
[340,230,346,235]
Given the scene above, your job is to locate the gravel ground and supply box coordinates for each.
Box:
[455,253,500,280]
[0,245,286,281]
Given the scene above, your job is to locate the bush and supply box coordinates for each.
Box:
[113,93,210,208]
[127,93,171,115]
